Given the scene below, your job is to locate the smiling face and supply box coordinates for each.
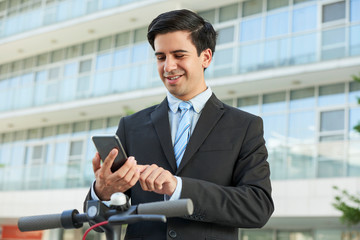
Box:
[154,31,212,101]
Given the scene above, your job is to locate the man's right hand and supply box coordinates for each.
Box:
[92,149,144,200]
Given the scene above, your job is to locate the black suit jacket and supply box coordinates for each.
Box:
[88,94,274,240]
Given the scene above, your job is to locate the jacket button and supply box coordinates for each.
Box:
[168,230,177,238]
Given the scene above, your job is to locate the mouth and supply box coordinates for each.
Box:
[165,75,183,84]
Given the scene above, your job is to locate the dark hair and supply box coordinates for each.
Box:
[147,9,217,56]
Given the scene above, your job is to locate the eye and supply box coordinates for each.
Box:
[175,55,184,59]
[156,56,165,61]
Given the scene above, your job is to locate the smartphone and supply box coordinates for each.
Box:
[92,135,128,172]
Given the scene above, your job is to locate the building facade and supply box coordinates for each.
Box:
[0,0,359,239]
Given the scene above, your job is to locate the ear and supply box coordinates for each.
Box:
[201,48,212,69]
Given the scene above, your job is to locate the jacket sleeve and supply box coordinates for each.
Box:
[180,116,274,228]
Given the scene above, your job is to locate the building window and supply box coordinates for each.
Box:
[242,0,263,17]
[219,3,238,22]
[267,0,289,11]
[322,1,345,23]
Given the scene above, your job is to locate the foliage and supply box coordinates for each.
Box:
[332,186,360,227]
[353,73,360,133]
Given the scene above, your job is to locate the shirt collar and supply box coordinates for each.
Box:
[167,86,213,114]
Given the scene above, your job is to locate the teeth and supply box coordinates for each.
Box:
[169,76,180,80]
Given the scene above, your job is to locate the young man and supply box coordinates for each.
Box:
[87,9,274,240]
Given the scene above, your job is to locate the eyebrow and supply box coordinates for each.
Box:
[154,50,189,56]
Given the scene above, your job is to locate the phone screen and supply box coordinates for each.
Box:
[92,135,128,172]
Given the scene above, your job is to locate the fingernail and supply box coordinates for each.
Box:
[111,149,117,155]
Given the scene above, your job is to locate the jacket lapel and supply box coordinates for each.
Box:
[150,98,177,173]
[176,94,225,174]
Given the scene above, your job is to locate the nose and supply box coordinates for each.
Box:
[164,56,176,73]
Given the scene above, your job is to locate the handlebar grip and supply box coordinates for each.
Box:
[137,199,194,218]
[18,213,62,231]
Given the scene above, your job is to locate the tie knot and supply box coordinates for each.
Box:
[179,101,191,111]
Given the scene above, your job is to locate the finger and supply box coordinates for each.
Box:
[137,164,149,173]
[139,165,157,191]
[92,152,101,173]
[144,165,163,191]
[115,156,136,178]
[101,148,118,171]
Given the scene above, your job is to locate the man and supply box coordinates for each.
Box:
[87,9,274,240]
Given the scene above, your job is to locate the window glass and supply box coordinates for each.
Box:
[318,136,345,178]
[66,45,80,59]
[64,62,77,77]
[349,108,360,139]
[98,36,112,51]
[264,38,289,67]
[322,1,345,23]
[277,231,313,240]
[242,0,263,17]
[294,0,315,4]
[348,140,360,176]
[287,144,315,179]
[36,53,49,66]
[322,27,345,46]
[90,119,104,130]
[315,229,343,240]
[79,59,92,73]
[237,95,259,115]
[218,26,234,44]
[266,11,289,38]
[93,71,111,96]
[293,5,317,32]
[350,25,360,56]
[290,87,315,109]
[240,17,262,42]
[349,81,360,103]
[289,111,315,142]
[82,41,96,55]
[114,48,130,66]
[239,43,262,73]
[70,140,83,156]
[241,230,273,240]
[134,27,147,43]
[350,0,360,22]
[219,4,238,22]
[51,49,64,63]
[24,57,35,70]
[107,116,120,128]
[267,0,288,11]
[318,83,345,106]
[291,33,317,64]
[199,9,215,24]
[262,91,286,113]
[115,31,130,47]
[214,48,233,66]
[320,110,345,132]
[132,43,148,63]
[96,53,112,70]
[72,121,86,133]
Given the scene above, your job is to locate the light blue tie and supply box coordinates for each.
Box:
[174,101,192,167]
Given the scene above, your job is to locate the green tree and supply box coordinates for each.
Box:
[333,186,360,227]
[353,73,360,133]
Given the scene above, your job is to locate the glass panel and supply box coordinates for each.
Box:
[36,53,49,66]
[107,116,120,128]
[349,81,360,103]
[70,140,83,156]
[115,31,130,47]
[349,108,360,139]
[96,53,112,70]
[290,87,315,110]
[82,41,96,55]
[348,140,360,176]
[239,42,262,73]
[134,27,147,43]
[79,59,92,73]
[51,49,64,63]
[93,71,111,96]
[199,9,215,23]
[287,144,315,179]
[289,111,315,142]
[242,229,273,240]
[322,1,345,23]
[350,25,360,56]
[294,0,315,4]
[73,121,86,133]
[291,33,316,64]
[262,91,286,113]
[64,62,77,77]
[214,48,233,69]
[98,36,112,51]
[240,17,262,42]
[132,43,148,63]
[322,47,345,60]
[318,83,345,106]
[278,230,313,240]
[293,5,317,32]
[350,0,360,22]
[264,38,289,67]
[219,4,238,22]
[267,0,288,11]
[242,0,263,17]
[266,11,288,38]
[320,110,345,132]
[237,95,259,115]
[318,137,345,178]
[217,26,234,44]
[322,27,345,46]
[90,119,103,130]
[113,48,130,66]
[315,229,342,240]
[66,45,80,59]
